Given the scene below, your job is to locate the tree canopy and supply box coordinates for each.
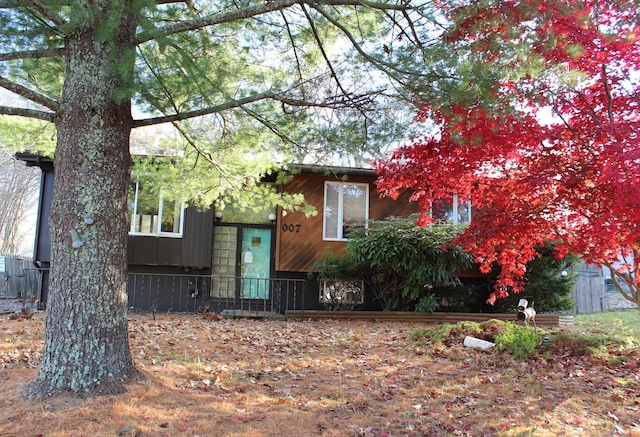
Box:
[0,0,438,208]
[0,0,442,396]
[376,0,640,307]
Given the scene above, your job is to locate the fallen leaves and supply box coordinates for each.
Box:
[0,312,638,436]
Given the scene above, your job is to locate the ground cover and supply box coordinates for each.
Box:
[0,310,638,436]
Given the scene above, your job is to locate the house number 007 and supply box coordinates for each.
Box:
[281,223,301,233]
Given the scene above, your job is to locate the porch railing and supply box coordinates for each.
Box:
[127,273,306,317]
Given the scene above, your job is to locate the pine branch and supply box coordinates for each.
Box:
[138,0,411,43]
[0,76,59,111]
[306,1,431,83]
[132,90,376,127]
[0,47,64,62]
[0,105,55,121]
[132,93,270,127]
[301,4,361,116]
[0,1,23,7]
[24,0,66,26]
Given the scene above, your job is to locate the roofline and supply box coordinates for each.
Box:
[15,153,380,179]
[290,163,377,178]
[14,152,53,168]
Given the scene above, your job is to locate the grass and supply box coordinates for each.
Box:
[409,310,640,360]
[573,310,640,350]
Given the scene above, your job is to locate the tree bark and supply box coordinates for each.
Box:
[26,5,139,396]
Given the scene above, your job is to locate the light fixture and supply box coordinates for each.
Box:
[215,210,223,222]
[268,212,276,223]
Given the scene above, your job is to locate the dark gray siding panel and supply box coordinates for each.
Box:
[128,237,182,266]
[127,206,213,267]
[180,205,213,268]
[158,238,182,265]
[35,168,54,263]
[128,236,160,265]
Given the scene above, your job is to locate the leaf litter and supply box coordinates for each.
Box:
[0,311,638,436]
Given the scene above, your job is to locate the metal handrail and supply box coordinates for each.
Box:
[127,272,306,316]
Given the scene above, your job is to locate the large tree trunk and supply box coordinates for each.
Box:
[26,6,138,396]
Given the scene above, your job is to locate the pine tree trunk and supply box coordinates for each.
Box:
[26,7,138,396]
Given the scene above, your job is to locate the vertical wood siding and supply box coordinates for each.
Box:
[275,172,419,272]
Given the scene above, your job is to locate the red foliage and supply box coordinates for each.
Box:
[376,0,640,303]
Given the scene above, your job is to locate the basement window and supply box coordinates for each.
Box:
[320,280,365,305]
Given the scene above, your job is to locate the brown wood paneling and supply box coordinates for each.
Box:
[370,188,420,220]
[275,172,419,273]
[276,173,329,272]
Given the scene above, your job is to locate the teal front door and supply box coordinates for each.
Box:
[240,227,272,298]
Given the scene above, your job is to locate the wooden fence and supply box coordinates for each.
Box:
[0,255,39,300]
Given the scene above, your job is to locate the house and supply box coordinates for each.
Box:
[16,154,419,314]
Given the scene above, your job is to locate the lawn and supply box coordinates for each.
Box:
[0,310,638,436]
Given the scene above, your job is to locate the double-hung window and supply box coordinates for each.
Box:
[128,178,184,237]
[431,193,471,225]
[323,181,369,240]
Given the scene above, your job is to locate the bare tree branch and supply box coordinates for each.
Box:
[241,105,304,148]
[133,89,376,127]
[306,1,431,83]
[0,47,64,62]
[0,105,55,122]
[0,76,59,112]
[25,0,67,26]
[137,0,411,44]
[155,0,193,4]
[0,151,40,254]
[132,93,269,127]
[300,4,364,116]
[280,10,306,97]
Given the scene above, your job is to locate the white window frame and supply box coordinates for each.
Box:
[129,178,185,238]
[432,193,472,225]
[319,279,365,305]
[323,181,369,241]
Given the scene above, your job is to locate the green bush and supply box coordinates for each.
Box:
[311,215,473,312]
[436,242,578,313]
[309,247,366,310]
[311,220,577,314]
[491,242,578,313]
[346,215,474,311]
[495,322,542,359]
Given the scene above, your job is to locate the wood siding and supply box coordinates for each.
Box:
[573,263,606,313]
[275,172,419,272]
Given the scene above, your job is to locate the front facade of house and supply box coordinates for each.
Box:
[18,155,419,313]
[274,166,419,310]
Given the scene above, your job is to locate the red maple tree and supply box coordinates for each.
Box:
[376,0,640,307]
